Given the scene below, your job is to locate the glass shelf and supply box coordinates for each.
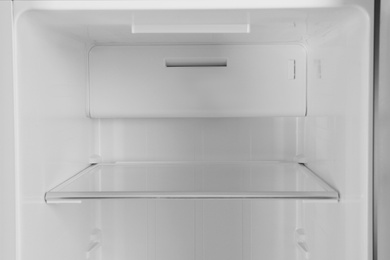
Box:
[45,161,339,203]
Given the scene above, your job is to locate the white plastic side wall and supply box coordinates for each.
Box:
[303,7,372,260]
[15,12,98,260]
[0,2,16,260]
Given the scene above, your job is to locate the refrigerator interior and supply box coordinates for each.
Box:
[12,3,372,260]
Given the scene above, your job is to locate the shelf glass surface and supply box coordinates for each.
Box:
[45,161,339,202]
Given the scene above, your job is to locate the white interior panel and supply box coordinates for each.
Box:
[16,10,97,260]
[303,7,372,260]
[155,201,195,260]
[89,45,306,117]
[101,201,148,260]
[99,118,300,162]
[10,3,373,260]
[251,201,297,260]
[203,201,243,260]
[100,200,297,260]
[0,3,16,260]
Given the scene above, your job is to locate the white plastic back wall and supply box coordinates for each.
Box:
[100,200,298,260]
[88,45,306,118]
[99,118,301,162]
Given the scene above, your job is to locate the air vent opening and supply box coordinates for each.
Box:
[165,58,228,68]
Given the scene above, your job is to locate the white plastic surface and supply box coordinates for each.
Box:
[89,45,306,118]
[100,199,298,260]
[10,2,373,260]
[0,3,16,260]
[98,118,301,162]
[303,6,372,260]
[15,10,98,260]
[10,0,369,10]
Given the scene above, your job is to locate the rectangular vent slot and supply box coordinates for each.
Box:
[165,58,227,68]
[132,24,250,34]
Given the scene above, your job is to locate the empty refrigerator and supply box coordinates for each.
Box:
[0,1,375,260]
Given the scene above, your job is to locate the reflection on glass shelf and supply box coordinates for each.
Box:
[45,161,339,203]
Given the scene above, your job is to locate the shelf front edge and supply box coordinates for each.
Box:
[45,191,339,202]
